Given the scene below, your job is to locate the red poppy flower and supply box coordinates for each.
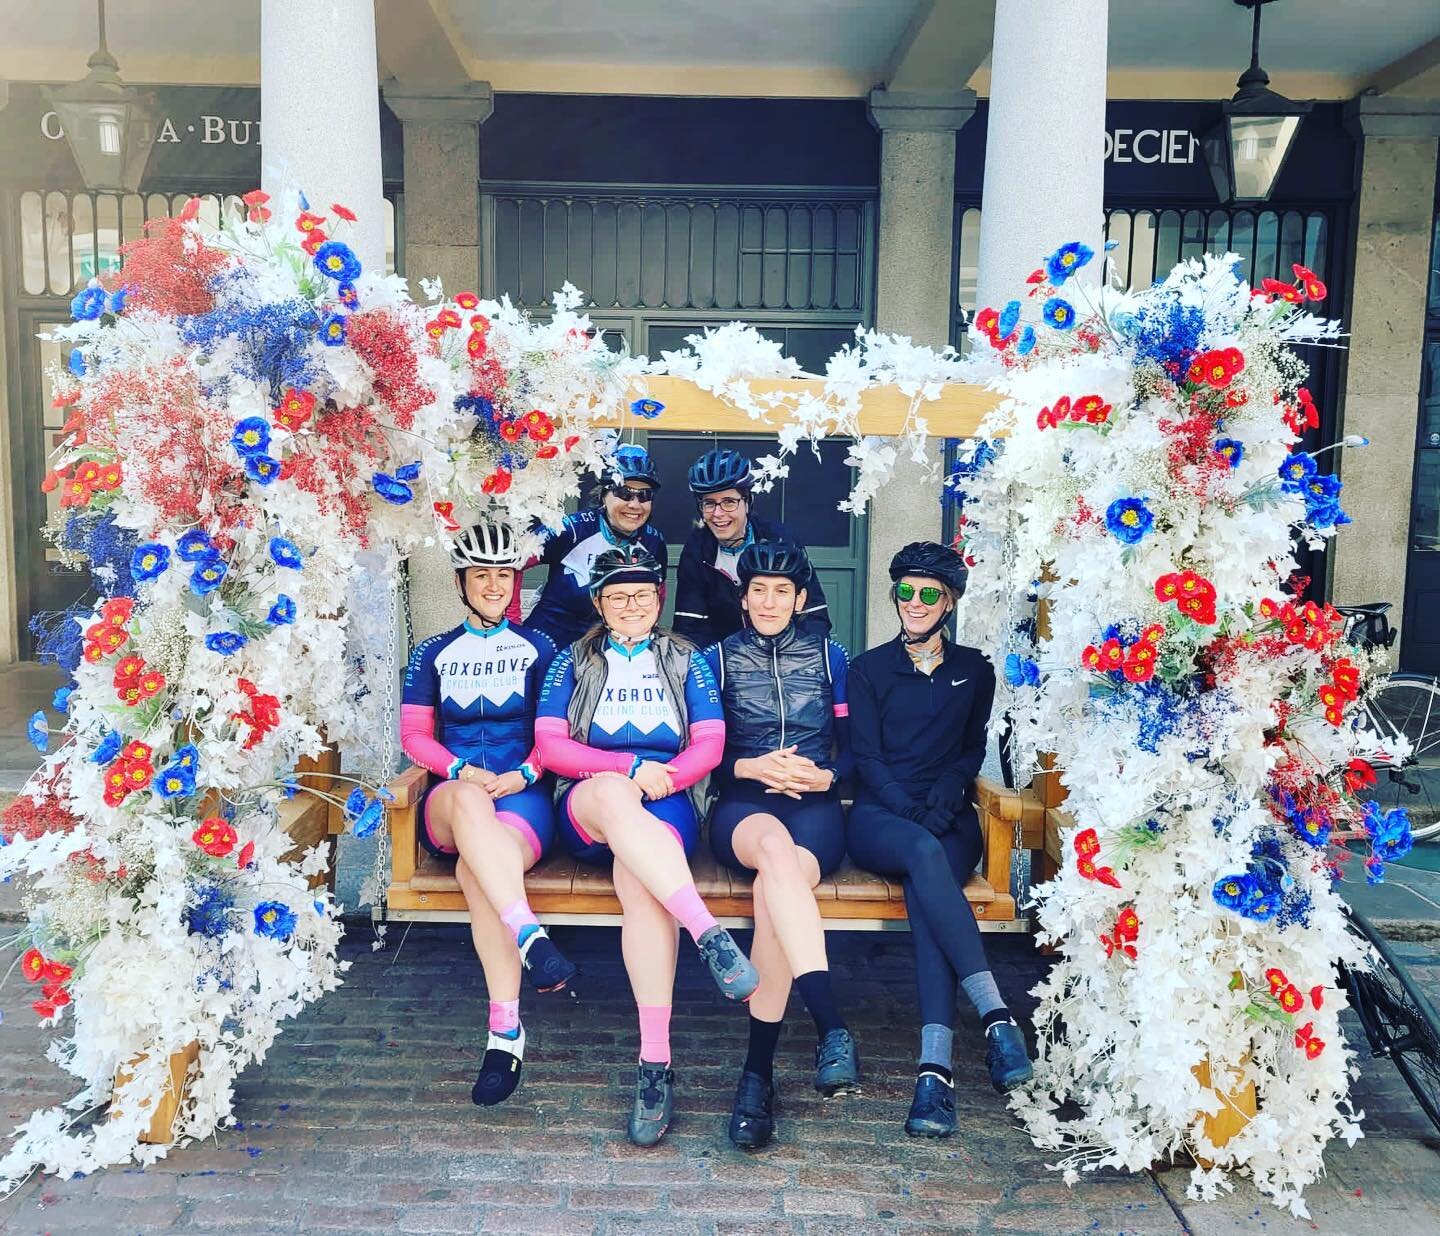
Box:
[499,420,524,443]
[1092,865,1122,889]
[103,597,133,624]
[296,211,327,234]
[331,202,357,222]
[425,319,446,340]
[536,444,559,460]
[275,388,316,432]
[482,467,513,495]
[466,333,488,359]
[1294,1020,1315,1048]
[1310,985,1325,1010]
[1304,1037,1326,1059]
[1265,967,1288,994]
[32,998,59,1020]
[1324,706,1344,727]
[1292,264,1327,300]
[470,315,490,336]
[1258,597,1280,620]
[60,478,94,508]
[40,469,63,494]
[114,655,145,685]
[300,229,327,256]
[1140,623,1166,646]
[193,817,238,858]
[563,435,581,452]
[1276,984,1304,1014]
[21,948,46,983]
[1073,828,1101,859]
[974,307,1000,340]
[1081,644,1103,671]
[1037,402,1065,430]
[1223,388,1248,409]
[1154,573,1181,602]
[455,292,479,310]
[139,671,166,698]
[237,840,256,870]
[1025,269,1046,285]
[242,190,270,206]
[102,787,127,808]
[82,641,107,664]
[1261,277,1302,304]
[1343,758,1376,794]
[1098,638,1125,669]
[121,741,152,763]
[126,761,154,789]
[1072,394,1111,424]
[1077,855,1099,880]
[436,309,462,330]
[1115,907,1140,940]
[433,501,460,532]
[1316,683,1342,710]
[1122,644,1156,683]
[1177,570,1215,599]
[524,410,555,441]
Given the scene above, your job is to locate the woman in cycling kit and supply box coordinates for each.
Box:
[701,539,859,1150]
[519,444,668,648]
[534,542,759,1147]
[846,541,1033,1138]
[400,522,575,1109]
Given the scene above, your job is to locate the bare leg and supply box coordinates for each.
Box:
[731,814,827,980]
[746,874,793,1023]
[568,775,698,903]
[454,857,522,1002]
[428,782,536,917]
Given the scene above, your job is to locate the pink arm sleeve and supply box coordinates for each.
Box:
[534,716,633,779]
[400,704,459,778]
[521,742,543,777]
[667,719,725,791]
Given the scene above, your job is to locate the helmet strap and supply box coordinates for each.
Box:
[456,571,504,628]
[896,597,953,646]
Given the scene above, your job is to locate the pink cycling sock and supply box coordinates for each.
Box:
[489,998,521,1037]
[637,1004,672,1065]
[499,898,541,946]
[662,885,718,944]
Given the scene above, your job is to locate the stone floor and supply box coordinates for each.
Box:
[1,928,1438,1235]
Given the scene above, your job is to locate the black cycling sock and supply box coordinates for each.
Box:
[744,1016,783,1082]
[795,970,846,1038]
[981,1008,1014,1034]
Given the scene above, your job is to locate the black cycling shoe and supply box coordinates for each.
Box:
[518,928,577,993]
[696,926,759,1002]
[904,1070,957,1137]
[985,1021,1034,1093]
[727,1070,775,1150]
[814,1027,861,1096]
[627,1062,676,1147]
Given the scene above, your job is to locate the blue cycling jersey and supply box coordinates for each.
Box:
[402,619,557,774]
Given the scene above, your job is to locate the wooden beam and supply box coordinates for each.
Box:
[611,375,999,438]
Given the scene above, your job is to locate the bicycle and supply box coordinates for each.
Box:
[1336,903,1440,1135]
[1336,602,1440,842]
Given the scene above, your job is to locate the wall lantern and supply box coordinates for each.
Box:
[44,0,158,193]
[1202,0,1312,203]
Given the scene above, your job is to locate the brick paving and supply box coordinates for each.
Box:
[2,926,1439,1235]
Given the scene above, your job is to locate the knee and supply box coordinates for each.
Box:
[907,830,946,870]
[450,782,496,816]
[754,830,800,873]
[574,774,634,817]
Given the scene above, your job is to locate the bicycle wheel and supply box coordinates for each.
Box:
[1342,908,1440,1135]
[1360,675,1440,842]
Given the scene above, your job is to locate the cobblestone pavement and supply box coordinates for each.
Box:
[2,927,1439,1235]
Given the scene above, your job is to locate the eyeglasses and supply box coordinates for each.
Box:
[700,496,744,514]
[895,582,945,606]
[610,485,654,504]
[601,588,659,610]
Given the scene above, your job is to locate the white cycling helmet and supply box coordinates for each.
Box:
[448,521,522,569]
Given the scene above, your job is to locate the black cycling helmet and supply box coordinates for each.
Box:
[611,443,661,490]
[738,539,810,588]
[688,447,753,496]
[889,541,967,593]
[588,542,664,595]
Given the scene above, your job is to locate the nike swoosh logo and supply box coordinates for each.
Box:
[951,678,967,688]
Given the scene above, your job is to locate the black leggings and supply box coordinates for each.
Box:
[846,800,988,1029]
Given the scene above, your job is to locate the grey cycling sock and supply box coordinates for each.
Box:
[961,971,1007,1020]
[920,1023,953,1072]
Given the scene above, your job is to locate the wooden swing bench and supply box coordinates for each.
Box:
[383,764,1042,932]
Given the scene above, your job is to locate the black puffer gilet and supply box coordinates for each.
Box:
[716,624,833,766]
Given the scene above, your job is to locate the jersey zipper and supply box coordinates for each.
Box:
[772,642,787,750]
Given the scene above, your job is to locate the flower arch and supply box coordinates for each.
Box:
[0,195,1403,1216]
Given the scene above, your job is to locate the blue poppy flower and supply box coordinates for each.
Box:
[267,594,296,625]
[1292,812,1331,848]
[337,282,360,310]
[269,537,303,569]
[372,472,413,505]
[27,710,49,752]
[1214,438,1244,468]
[343,787,368,821]
[67,348,86,377]
[1305,473,1342,503]
[190,556,228,596]
[154,763,196,800]
[1104,497,1154,544]
[53,684,74,712]
[176,529,214,562]
[204,631,247,656]
[630,398,665,419]
[109,288,129,315]
[1042,297,1076,331]
[131,543,171,582]
[319,313,347,347]
[1240,885,1280,922]
[71,286,107,321]
[253,900,298,941]
[281,777,300,799]
[1044,241,1094,285]
[92,730,123,764]
[1212,873,1253,911]
[1307,500,1351,532]
[1277,452,1318,492]
[172,743,200,770]
[312,240,362,283]
[1003,654,1041,688]
[354,800,385,839]
[231,417,271,458]
[1017,325,1037,357]
[997,300,1021,342]
[394,461,422,482]
[244,455,281,485]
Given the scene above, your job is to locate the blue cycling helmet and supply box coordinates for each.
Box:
[611,443,661,490]
[738,539,810,588]
[688,447,753,496]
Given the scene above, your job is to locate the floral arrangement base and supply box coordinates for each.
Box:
[112,1041,200,1145]
[1191,1057,1259,1166]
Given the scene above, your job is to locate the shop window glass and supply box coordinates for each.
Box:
[20,191,46,294]
[1430,214,1440,317]
[1230,211,1256,279]
[95,194,120,279]
[1154,210,1183,275]
[45,191,71,295]
[1254,211,1280,281]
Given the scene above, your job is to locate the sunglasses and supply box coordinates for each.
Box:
[895,582,945,605]
[610,485,654,504]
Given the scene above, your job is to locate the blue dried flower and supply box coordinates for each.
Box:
[186,882,235,938]
[254,900,298,941]
[131,543,171,582]
[372,472,413,505]
[269,537,303,569]
[630,398,665,419]
[1104,497,1154,544]
[27,711,49,752]
[1042,297,1076,331]
[71,286,107,321]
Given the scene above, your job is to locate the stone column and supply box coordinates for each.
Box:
[260,0,385,269]
[975,0,1108,311]
[864,88,976,646]
[382,83,494,642]
[1331,97,1440,639]
[0,197,18,665]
